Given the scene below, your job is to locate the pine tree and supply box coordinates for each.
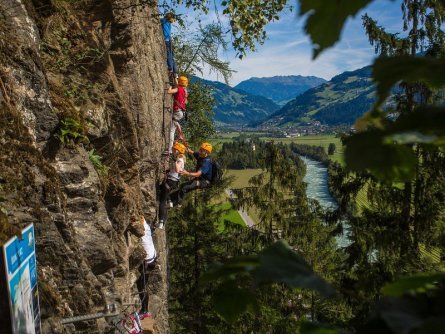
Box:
[360,0,445,256]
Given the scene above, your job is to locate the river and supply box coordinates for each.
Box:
[300,156,337,210]
[300,156,349,247]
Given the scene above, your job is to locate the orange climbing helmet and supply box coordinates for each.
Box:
[178,76,189,87]
[173,141,186,154]
[200,142,212,154]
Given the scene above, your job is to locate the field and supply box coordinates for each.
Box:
[214,133,443,266]
[216,202,245,230]
[213,133,345,225]
[261,134,344,164]
[226,169,263,225]
[226,168,263,188]
[212,133,344,164]
[213,169,263,229]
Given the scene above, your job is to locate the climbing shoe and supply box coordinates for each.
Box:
[138,311,152,320]
[155,220,164,230]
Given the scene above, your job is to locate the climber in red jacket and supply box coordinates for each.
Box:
[165,75,188,155]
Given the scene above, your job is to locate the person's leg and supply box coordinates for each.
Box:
[180,179,201,196]
[158,179,177,226]
[165,40,174,72]
[141,220,157,262]
[158,182,169,223]
[169,179,194,206]
[170,42,177,75]
[136,264,149,312]
[176,122,185,142]
[168,187,181,206]
[168,121,176,154]
[167,111,184,153]
[175,179,210,205]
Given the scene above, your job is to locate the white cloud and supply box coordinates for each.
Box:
[193,0,402,86]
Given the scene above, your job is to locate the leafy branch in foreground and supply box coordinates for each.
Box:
[360,273,445,334]
[171,0,375,59]
[201,240,336,323]
[372,56,445,108]
[300,0,373,58]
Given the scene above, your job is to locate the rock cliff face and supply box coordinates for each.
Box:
[0,0,170,332]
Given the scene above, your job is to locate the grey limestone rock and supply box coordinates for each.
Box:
[0,0,171,332]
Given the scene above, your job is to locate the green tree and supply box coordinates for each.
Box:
[165,0,290,58]
[165,0,445,331]
[226,142,349,325]
[328,143,336,155]
[174,24,233,83]
[350,0,445,257]
[182,81,216,148]
[168,181,232,333]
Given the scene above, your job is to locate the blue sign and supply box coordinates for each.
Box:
[3,224,41,333]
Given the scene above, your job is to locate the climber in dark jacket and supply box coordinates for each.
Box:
[169,142,213,205]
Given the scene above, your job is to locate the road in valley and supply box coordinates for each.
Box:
[225,189,255,228]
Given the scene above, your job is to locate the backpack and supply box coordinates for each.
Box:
[211,159,223,184]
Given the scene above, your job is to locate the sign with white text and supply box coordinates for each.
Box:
[3,224,41,333]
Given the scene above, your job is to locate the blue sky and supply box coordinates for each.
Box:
[175,0,403,86]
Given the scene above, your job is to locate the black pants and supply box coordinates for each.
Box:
[159,178,179,223]
[169,178,211,206]
[136,264,149,312]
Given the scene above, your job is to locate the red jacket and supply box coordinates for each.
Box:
[173,86,187,111]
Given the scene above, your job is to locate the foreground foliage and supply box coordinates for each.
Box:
[168,0,445,332]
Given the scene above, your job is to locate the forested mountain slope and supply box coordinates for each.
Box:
[260,66,376,126]
[235,75,326,105]
[192,77,280,125]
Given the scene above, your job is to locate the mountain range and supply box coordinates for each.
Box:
[192,77,280,125]
[258,66,376,127]
[234,75,326,106]
[195,67,377,127]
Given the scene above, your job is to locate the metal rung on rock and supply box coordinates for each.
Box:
[61,311,120,324]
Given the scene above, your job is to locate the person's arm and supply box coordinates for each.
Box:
[167,86,178,94]
[175,159,183,173]
[182,169,202,178]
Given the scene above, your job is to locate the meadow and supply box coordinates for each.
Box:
[261,134,344,164]
[225,169,263,225]
[214,133,345,226]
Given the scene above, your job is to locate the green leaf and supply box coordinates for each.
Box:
[390,106,445,136]
[381,272,445,297]
[300,0,372,58]
[414,318,445,334]
[385,132,438,145]
[200,256,259,283]
[254,240,336,297]
[212,281,259,323]
[373,56,445,107]
[344,130,417,181]
[384,106,445,144]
